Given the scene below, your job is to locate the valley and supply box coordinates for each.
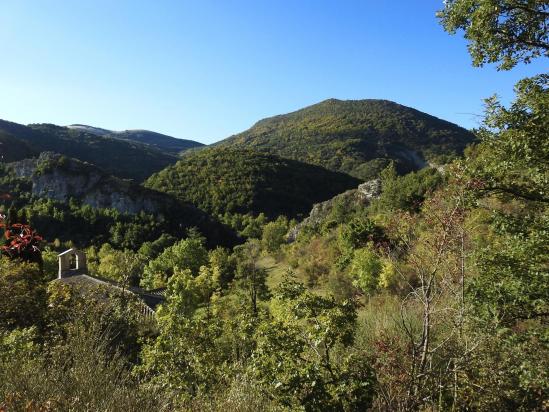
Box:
[0,2,547,409]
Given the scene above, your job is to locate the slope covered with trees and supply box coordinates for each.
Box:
[218,98,476,179]
[0,120,179,181]
[0,131,37,162]
[145,147,361,220]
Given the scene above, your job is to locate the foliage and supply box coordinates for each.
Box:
[137,233,177,259]
[0,215,43,264]
[146,147,361,221]
[438,0,549,70]
[218,212,269,238]
[0,258,48,331]
[208,246,237,289]
[337,216,386,251]
[0,324,164,411]
[138,267,224,403]
[468,74,548,204]
[458,329,549,411]
[141,235,209,288]
[369,163,444,214]
[234,240,271,315]
[252,277,375,411]
[98,246,146,287]
[348,244,383,294]
[470,210,548,326]
[261,216,289,253]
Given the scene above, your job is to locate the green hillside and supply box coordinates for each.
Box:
[145,147,361,219]
[0,120,179,181]
[218,99,476,179]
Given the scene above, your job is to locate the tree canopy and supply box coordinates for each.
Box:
[438,0,549,70]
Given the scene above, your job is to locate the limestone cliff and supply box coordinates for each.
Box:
[9,152,181,215]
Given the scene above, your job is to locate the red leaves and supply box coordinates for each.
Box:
[0,215,43,260]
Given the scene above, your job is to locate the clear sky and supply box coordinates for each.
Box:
[0,1,546,144]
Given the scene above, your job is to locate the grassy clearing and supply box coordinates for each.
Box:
[257,254,290,292]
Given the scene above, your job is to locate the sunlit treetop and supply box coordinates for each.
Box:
[438,0,549,70]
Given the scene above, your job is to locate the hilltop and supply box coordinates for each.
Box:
[218,98,475,179]
[145,147,361,220]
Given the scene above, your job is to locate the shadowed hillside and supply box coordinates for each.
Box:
[0,120,179,181]
[145,147,361,220]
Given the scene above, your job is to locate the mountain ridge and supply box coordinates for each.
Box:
[217,98,476,179]
[68,124,204,154]
[0,119,180,181]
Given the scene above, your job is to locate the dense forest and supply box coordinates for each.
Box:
[145,147,361,221]
[0,1,548,411]
[218,98,475,179]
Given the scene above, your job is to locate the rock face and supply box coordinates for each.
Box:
[287,178,381,242]
[356,179,382,201]
[9,152,178,215]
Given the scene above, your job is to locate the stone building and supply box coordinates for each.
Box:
[56,248,164,318]
[58,248,88,278]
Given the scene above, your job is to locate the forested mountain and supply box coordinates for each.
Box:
[0,120,179,181]
[218,98,476,179]
[0,152,237,248]
[68,125,205,155]
[145,147,361,219]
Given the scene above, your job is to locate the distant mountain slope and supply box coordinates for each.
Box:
[9,152,179,215]
[67,124,112,136]
[68,124,204,154]
[0,119,179,181]
[145,147,361,220]
[110,129,204,154]
[217,99,476,179]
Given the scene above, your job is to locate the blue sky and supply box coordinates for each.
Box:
[0,1,546,144]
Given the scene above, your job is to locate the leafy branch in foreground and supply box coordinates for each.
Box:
[438,0,549,70]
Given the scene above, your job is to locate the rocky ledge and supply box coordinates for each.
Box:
[287,178,381,242]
